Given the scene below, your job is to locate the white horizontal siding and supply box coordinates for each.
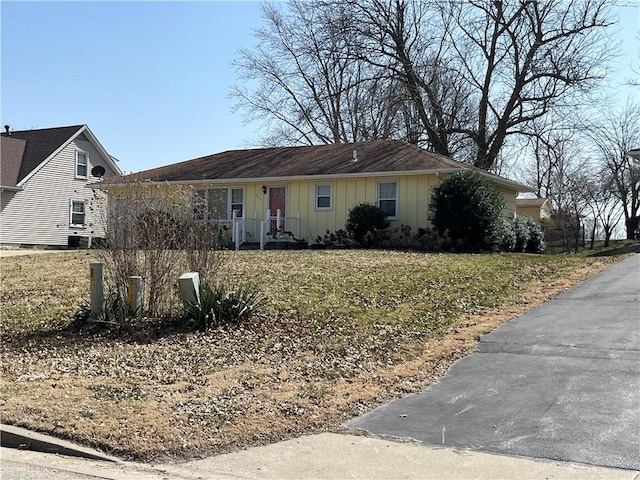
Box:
[0,137,117,246]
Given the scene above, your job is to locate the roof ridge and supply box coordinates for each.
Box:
[6,124,85,135]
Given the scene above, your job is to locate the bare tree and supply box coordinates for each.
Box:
[517,124,594,251]
[337,0,475,157]
[232,0,614,170]
[584,100,640,239]
[438,0,614,169]
[231,1,411,146]
[582,172,623,247]
[520,123,584,212]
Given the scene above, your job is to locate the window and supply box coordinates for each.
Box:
[231,188,244,218]
[70,200,86,226]
[192,187,244,221]
[377,181,398,218]
[315,184,332,210]
[193,189,207,221]
[208,188,228,219]
[75,151,88,178]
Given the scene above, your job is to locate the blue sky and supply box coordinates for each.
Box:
[1,1,639,174]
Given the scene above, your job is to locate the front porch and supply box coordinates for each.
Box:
[230,208,304,251]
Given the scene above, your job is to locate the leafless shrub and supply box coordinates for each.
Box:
[93,181,224,319]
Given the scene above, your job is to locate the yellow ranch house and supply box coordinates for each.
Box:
[104,140,531,249]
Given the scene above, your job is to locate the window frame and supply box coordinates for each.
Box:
[192,187,245,221]
[377,181,398,219]
[75,150,88,179]
[230,187,244,219]
[314,183,332,211]
[69,199,86,227]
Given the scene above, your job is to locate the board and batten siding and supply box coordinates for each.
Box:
[0,136,116,246]
[236,174,440,243]
[107,173,520,246]
[251,174,517,242]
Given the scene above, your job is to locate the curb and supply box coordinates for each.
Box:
[0,423,120,462]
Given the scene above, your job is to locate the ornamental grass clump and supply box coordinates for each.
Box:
[69,291,130,331]
[184,283,265,330]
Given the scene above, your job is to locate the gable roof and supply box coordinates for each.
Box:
[0,125,121,187]
[115,140,531,192]
[516,198,552,208]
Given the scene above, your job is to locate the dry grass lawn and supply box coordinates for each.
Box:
[0,249,625,462]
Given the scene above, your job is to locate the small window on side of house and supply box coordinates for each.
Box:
[315,184,332,210]
[70,200,86,227]
[377,181,398,219]
[75,151,88,179]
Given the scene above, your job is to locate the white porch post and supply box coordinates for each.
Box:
[260,208,271,251]
[276,209,282,240]
[250,211,257,245]
[232,210,240,250]
[296,211,301,240]
[231,210,237,244]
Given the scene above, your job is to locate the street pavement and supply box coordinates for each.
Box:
[2,254,639,479]
[347,253,640,470]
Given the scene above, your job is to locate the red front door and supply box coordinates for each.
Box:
[268,186,286,235]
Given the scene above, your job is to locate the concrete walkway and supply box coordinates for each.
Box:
[2,434,637,480]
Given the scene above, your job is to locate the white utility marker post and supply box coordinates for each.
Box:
[89,262,104,316]
[128,276,143,316]
[178,272,200,310]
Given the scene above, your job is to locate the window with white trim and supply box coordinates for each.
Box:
[377,181,398,219]
[70,200,86,227]
[230,188,244,218]
[315,184,332,210]
[193,187,244,221]
[75,151,88,178]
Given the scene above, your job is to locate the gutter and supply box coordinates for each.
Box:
[0,185,23,192]
[95,168,533,193]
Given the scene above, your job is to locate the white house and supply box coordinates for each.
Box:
[1,124,121,247]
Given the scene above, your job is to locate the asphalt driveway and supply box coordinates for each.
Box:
[347,254,640,470]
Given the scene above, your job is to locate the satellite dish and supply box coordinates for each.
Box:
[91,165,106,178]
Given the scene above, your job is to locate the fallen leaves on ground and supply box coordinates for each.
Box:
[0,250,624,461]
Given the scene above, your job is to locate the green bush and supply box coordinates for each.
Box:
[428,171,505,252]
[493,217,517,252]
[346,203,390,246]
[184,283,265,330]
[512,217,531,252]
[492,217,545,253]
[509,217,546,253]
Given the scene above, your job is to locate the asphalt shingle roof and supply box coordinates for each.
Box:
[0,136,27,188]
[120,140,471,183]
[1,125,84,185]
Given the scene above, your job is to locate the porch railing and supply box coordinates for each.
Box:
[232,211,258,250]
[258,209,301,250]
